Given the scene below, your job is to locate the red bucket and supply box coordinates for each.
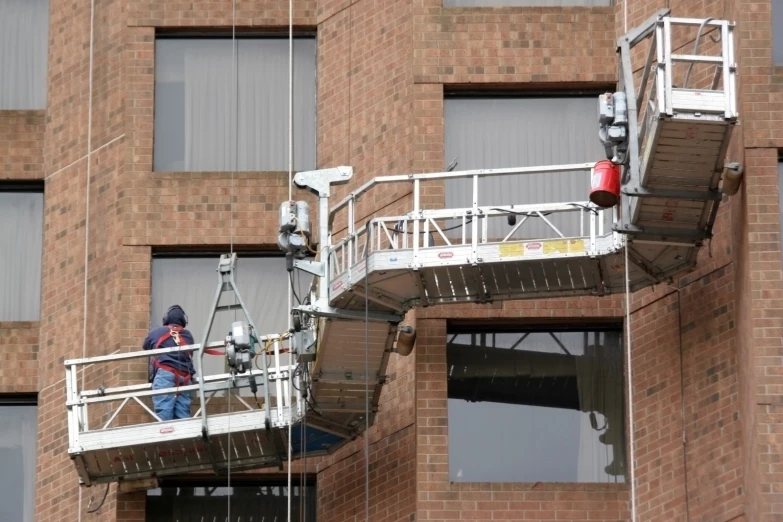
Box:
[590,160,621,208]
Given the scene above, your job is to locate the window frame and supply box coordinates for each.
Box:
[0,0,50,110]
[442,90,613,242]
[0,394,38,522]
[0,182,44,322]
[152,31,318,173]
[446,322,626,484]
[149,251,313,380]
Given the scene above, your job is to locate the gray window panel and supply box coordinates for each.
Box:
[779,161,783,267]
[444,96,608,241]
[0,191,43,321]
[0,404,37,522]
[0,0,49,109]
[447,329,625,483]
[154,38,317,172]
[147,484,316,522]
[775,0,783,65]
[150,256,312,379]
[444,0,611,6]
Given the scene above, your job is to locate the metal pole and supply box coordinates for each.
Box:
[319,195,330,303]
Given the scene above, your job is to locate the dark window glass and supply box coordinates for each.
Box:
[147,482,316,522]
[447,328,626,483]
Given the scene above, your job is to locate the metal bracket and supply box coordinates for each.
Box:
[614,223,710,241]
[294,259,326,278]
[622,186,723,201]
[295,298,403,323]
[620,8,671,48]
[293,166,353,198]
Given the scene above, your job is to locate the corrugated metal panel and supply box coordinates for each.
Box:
[0,0,49,109]
[444,96,607,241]
[154,38,316,172]
[444,0,611,6]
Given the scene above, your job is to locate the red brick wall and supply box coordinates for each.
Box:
[0,112,45,180]
[7,0,778,521]
[0,322,39,393]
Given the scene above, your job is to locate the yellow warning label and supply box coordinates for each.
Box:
[543,239,585,255]
[499,239,585,258]
[498,243,524,258]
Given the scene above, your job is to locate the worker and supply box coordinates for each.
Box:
[143,305,196,421]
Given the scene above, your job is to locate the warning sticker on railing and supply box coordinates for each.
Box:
[543,239,585,255]
[498,239,585,258]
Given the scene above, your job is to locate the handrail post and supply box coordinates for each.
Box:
[471,175,478,263]
[412,179,420,267]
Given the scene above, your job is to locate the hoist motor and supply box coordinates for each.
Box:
[598,92,628,164]
[291,330,316,363]
[278,200,311,259]
[225,321,255,374]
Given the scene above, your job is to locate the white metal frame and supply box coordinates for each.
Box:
[292,163,623,321]
[65,331,303,484]
[616,10,737,239]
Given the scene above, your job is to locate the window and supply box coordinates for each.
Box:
[154,37,317,172]
[444,95,608,241]
[444,0,611,6]
[779,156,783,263]
[0,397,37,522]
[0,0,49,109]
[0,186,44,321]
[447,327,625,483]
[776,0,783,65]
[146,478,316,521]
[151,255,312,377]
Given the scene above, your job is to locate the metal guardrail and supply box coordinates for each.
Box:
[326,163,621,282]
[64,335,301,453]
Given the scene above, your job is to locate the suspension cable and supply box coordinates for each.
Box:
[79,0,97,517]
[286,0,294,521]
[624,238,637,522]
[364,227,370,522]
[227,0,237,519]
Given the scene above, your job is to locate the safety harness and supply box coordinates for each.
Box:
[150,325,222,393]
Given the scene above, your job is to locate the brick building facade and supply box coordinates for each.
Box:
[0,0,781,521]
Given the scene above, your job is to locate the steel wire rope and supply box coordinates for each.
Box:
[625,239,637,522]
[286,0,295,520]
[226,0,238,518]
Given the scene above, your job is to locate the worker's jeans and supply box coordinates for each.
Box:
[152,369,192,421]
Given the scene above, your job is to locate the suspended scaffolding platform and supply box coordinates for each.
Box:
[65,10,739,487]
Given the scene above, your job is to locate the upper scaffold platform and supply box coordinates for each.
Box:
[65,10,740,488]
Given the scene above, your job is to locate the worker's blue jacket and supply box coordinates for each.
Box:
[143,311,196,381]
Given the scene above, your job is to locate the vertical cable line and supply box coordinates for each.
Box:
[79,0,96,517]
[286,1,294,522]
[227,0,238,520]
[624,241,637,522]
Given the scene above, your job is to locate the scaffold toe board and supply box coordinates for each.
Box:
[70,410,288,486]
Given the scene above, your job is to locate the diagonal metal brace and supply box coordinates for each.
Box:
[195,253,279,472]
